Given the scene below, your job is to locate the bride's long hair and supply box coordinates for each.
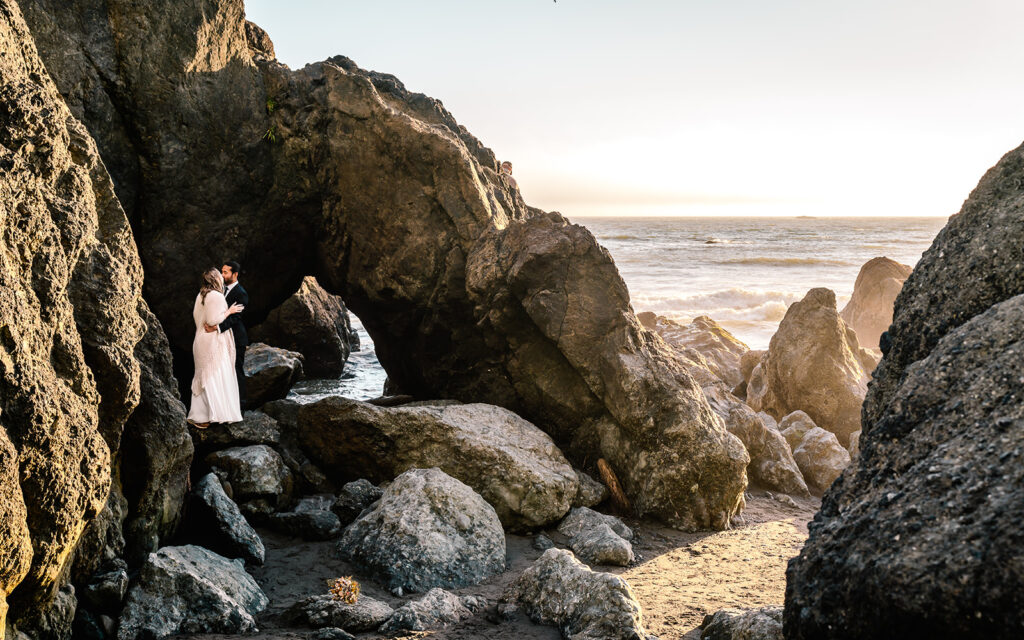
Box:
[199,267,223,304]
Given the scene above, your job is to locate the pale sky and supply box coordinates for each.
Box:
[245,1,1024,217]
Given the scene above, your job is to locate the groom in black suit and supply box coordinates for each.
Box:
[206,260,248,410]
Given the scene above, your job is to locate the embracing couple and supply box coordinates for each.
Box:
[186,261,249,429]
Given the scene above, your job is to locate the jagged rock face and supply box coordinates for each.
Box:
[19,0,747,530]
[249,276,356,377]
[753,288,871,447]
[297,397,579,531]
[117,302,191,566]
[703,385,808,497]
[465,214,749,529]
[785,293,1024,639]
[0,1,180,631]
[839,257,911,350]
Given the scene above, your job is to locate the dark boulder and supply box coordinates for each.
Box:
[243,343,304,409]
[785,293,1024,638]
[249,276,357,377]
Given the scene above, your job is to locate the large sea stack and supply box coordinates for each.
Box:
[0,0,757,634]
[785,143,1024,638]
[13,0,748,531]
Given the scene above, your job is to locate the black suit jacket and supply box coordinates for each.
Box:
[220,282,249,348]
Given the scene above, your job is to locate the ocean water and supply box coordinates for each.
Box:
[576,216,948,349]
[289,216,948,402]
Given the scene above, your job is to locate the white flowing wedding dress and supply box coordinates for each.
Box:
[187,290,242,424]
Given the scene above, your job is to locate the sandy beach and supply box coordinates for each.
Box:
[176,491,817,640]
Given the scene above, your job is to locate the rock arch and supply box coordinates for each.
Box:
[16,0,748,532]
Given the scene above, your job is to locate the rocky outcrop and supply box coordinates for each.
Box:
[785,292,1024,639]
[249,276,358,377]
[557,507,634,542]
[703,386,808,497]
[839,257,912,350]
[297,397,578,531]
[0,1,198,631]
[638,313,748,388]
[503,548,652,640]
[748,288,871,447]
[117,545,268,639]
[117,304,192,566]
[786,145,1024,637]
[16,0,748,531]
[378,588,486,635]
[338,468,505,592]
[243,343,304,409]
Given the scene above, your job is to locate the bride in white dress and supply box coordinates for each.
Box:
[187,267,245,427]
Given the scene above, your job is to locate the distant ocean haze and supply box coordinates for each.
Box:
[574,216,947,350]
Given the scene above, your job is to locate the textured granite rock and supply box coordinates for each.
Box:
[189,410,281,454]
[839,257,912,350]
[298,397,578,531]
[338,468,505,592]
[205,445,292,504]
[701,606,783,640]
[779,411,818,452]
[186,473,265,564]
[331,479,383,525]
[378,588,486,634]
[703,385,808,496]
[284,593,394,632]
[638,313,749,388]
[117,545,268,639]
[503,548,652,640]
[786,292,1024,638]
[790,428,850,493]
[0,1,175,629]
[557,507,634,542]
[568,524,634,567]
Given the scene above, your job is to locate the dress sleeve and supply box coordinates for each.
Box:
[203,291,230,326]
